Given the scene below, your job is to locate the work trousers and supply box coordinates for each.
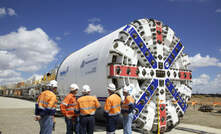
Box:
[65,117,80,134]
[106,115,119,134]
[39,115,53,134]
[80,115,95,134]
[123,113,133,134]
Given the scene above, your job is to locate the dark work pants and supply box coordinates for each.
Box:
[65,117,80,134]
[39,115,53,134]
[106,115,119,133]
[80,115,95,134]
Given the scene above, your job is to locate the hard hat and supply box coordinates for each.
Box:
[107,83,116,91]
[82,85,91,93]
[47,80,57,87]
[129,84,134,89]
[69,83,79,91]
[123,84,134,94]
[123,86,130,93]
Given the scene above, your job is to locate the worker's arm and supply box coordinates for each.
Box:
[35,95,42,115]
[34,96,41,121]
[128,97,135,113]
[74,100,80,114]
[104,98,111,117]
[128,103,135,113]
[47,95,57,115]
[94,97,101,109]
[60,95,70,116]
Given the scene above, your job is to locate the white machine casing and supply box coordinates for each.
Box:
[56,18,192,133]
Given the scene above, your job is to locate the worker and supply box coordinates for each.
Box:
[34,80,58,134]
[121,85,135,134]
[60,83,80,134]
[76,85,101,134]
[104,83,121,134]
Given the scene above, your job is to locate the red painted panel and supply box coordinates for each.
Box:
[160,104,167,127]
[155,21,163,44]
[109,65,115,76]
[109,65,138,78]
[179,71,192,80]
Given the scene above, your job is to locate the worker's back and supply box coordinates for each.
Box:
[104,93,121,116]
[36,90,57,115]
[77,95,100,116]
[60,93,77,117]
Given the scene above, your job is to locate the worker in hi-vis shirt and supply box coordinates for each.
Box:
[104,83,121,134]
[121,85,135,134]
[76,85,100,134]
[35,80,58,134]
[60,83,80,134]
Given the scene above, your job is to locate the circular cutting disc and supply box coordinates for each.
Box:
[108,18,192,133]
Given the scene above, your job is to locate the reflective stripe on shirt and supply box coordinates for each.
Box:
[80,106,96,110]
[111,104,121,109]
[39,100,48,105]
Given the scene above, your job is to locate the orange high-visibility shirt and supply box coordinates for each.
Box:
[60,93,77,117]
[104,94,121,116]
[36,90,57,115]
[122,95,135,111]
[76,96,100,116]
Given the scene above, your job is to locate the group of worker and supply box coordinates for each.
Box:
[34,80,135,134]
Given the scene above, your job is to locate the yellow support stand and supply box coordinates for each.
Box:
[157,98,160,134]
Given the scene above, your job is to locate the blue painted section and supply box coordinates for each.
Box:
[164,42,183,69]
[133,79,158,120]
[123,25,130,31]
[123,25,157,69]
[165,79,187,112]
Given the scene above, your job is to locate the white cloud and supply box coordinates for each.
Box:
[216,9,221,13]
[84,24,105,34]
[189,53,221,69]
[0,76,23,85]
[55,36,61,41]
[7,8,16,16]
[219,48,221,53]
[88,17,101,23]
[64,32,70,36]
[0,27,59,85]
[28,74,43,81]
[0,70,20,78]
[0,7,16,17]
[192,73,221,94]
[0,8,6,16]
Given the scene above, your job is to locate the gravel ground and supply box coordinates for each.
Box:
[181,105,221,129]
[0,97,221,134]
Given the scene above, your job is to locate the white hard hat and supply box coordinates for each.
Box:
[107,83,116,91]
[129,84,134,89]
[47,80,57,87]
[123,86,130,93]
[82,85,91,93]
[69,83,79,91]
[123,84,134,94]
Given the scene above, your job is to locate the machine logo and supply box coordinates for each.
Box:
[60,66,69,76]
[80,57,98,75]
[80,60,85,68]
[80,58,98,68]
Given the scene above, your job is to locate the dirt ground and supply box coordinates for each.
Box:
[180,95,221,129]
[181,105,221,129]
[1,96,221,134]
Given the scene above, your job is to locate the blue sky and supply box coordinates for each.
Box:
[0,0,220,93]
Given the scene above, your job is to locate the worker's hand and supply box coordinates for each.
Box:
[35,115,41,121]
[66,115,72,119]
